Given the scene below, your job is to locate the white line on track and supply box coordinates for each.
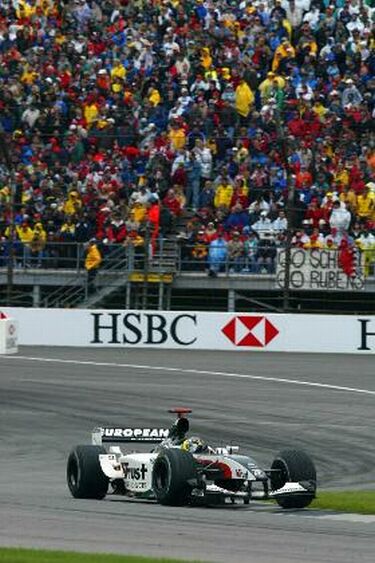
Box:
[2,354,375,398]
[286,512,375,524]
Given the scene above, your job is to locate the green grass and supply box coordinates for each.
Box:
[311,491,375,515]
[0,549,203,563]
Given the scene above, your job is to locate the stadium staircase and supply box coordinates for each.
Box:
[43,240,178,309]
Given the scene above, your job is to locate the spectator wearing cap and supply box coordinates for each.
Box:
[227,231,245,274]
[323,235,338,251]
[304,231,323,250]
[204,222,217,244]
[252,211,272,237]
[342,79,363,108]
[191,230,208,271]
[15,222,34,246]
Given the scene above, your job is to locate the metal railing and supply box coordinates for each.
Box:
[0,240,177,273]
[176,242,278,276]
[176,244,375,279]
[1,241,374,311]
[2,241,374,280]
[43,244,133,308]
[0,241,85,272]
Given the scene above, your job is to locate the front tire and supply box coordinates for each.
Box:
[67,445,108,500]
[152,448,197,506]
[270,449,316,509]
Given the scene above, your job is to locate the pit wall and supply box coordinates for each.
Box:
[2,308,374,354]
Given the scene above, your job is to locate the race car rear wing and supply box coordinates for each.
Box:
[92,426,170,445]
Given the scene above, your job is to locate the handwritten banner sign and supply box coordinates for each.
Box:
[276,249,365,291]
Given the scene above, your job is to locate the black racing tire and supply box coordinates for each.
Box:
[152,448,197,506]
[270,449,316,509]
[67,445,109,500]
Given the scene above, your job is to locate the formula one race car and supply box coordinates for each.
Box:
[67,409,317,508]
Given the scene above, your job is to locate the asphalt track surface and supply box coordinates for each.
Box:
[0,347,374,563]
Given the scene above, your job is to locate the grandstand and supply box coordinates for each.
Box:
[0,0,374,312]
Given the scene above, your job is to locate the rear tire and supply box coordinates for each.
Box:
[152,448,197,506]
[270,449,316,509]
[67,445,108,500]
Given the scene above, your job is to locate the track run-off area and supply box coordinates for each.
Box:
[0,347,374,563]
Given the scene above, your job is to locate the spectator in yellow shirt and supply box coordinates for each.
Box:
[28,223,47,267]
[84,101,99,127]
[272,39,295,72]
[148,87,161,106]
[169,123,186,151]
[85,239,102,294]
[235,78,254,120]
[131,201,147,224]
[259,72,285,100]
[21,66,39,85]
[333,165,349,188]
[214,177,234,209]
[200,47,212,70]
[16,0,35,19]
[64,190,82,216]
[32,222,47,243]
[339,186,357,214]
[111,60,126,81]
[357,186,374,220]
[16,222,34,244]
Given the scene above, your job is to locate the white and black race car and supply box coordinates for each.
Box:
[67,408,317,508]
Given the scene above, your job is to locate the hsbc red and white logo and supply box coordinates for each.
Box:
[221,316,279,348]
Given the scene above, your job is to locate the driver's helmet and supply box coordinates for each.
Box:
[181,436,208,454]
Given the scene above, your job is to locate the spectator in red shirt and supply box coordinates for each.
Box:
[163,189,182,217]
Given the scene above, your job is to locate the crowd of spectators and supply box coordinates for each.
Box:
[0,0,374,277]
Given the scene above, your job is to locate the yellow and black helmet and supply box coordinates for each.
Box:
[181,436,207,454]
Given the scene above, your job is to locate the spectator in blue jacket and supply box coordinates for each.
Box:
[224,203,250,231]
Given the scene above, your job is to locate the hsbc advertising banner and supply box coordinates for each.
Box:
[2,308,375,354]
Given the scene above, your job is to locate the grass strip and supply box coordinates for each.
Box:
[0,548,203,563]
[311,490,375,515]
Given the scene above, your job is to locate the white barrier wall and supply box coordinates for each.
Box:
[2,308,375,354]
